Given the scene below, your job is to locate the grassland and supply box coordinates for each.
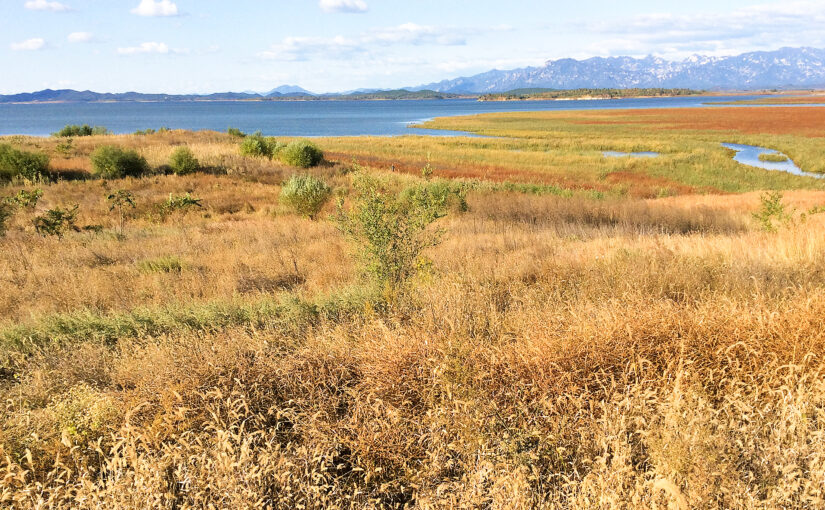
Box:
[2,106,825,508]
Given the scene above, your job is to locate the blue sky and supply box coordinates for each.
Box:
[2,0,824,94]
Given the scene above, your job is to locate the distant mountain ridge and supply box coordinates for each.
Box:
[411,47,825,93]
[2,47,825,103]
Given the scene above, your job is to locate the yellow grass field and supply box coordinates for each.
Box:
[2,106,825,508]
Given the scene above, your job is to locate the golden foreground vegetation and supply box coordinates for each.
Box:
[2,107,825,508]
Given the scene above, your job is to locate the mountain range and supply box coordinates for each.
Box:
[410,47,825,93]
[1,47,824,103]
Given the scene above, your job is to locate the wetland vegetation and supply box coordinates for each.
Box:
[2,105,825,508]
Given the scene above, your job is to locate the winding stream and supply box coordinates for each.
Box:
[721,143,823,179]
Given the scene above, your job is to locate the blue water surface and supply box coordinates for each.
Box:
[0,95,775,137]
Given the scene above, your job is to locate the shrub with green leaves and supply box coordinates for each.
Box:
[169,146,200,175]
[279,174,332,220]
[34,205,79,238]
[281,139,324,168]
[753,190,791,232]
[53,124,109,137]
[90,145,150,179]
[227,127,246,138]
[9,188,43,209]
[336,175,448,298]
[239,133,282,158]
[0,144,50,182]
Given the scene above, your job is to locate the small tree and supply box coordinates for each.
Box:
[91,146,149,179]
[281,140,324,168]
[280,174,332,220]
[336,175,448,299]
[107,189,136,238]
[34,205,79,238]
[169,146,200,175]
[753,191,791,232]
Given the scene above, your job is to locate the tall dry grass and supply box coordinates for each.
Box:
[2,128,825,507]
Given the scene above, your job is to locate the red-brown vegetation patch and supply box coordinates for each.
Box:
[568,106,825,137]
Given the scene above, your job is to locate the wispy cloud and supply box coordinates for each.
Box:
[131,0,178,17]
[319,0,367,13]
[117,41,185,55]
[11,38,46,51]
[67,32,94,43]
[258,23,492,61]
[582,1,825,58]
[24,0,70,12]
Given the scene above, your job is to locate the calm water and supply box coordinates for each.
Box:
[0,95,772,137]
[721,143,822,179]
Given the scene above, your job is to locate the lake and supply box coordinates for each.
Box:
[0,95,775,137]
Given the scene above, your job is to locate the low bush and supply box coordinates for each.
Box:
[281,139,324,168]
[239,133,282,158]
[279,174,332,219]
[336,174,448,298]
[34,205,79,238]
[90,146,150,179]
[53,124,109,137]
[0,144,49,181]
[227,127,246,138]
[169,146,199,175]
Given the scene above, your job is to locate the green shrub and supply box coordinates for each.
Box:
[53,124,109,137]
[227,127,246,138]
[134,128,156,136]
[280,174,332,220]
[0,144,50,181]
[336,175,447,298]
[169,146,200,175]
[90,145,149,179]
[753,191,791,232]
[34,205,79,238]
[281,139,324,168]
[9,188,43,209]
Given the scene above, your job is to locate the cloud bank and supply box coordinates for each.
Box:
[319,0,368,13]
[11,38,46,51]
[131,0,178,17]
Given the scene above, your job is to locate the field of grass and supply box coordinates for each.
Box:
[714,95,825,105]
[2,107,825,508]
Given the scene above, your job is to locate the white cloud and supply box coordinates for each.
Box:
[583,1,825,59]
[24,0,70,12]
[258,23,477,61]
[67,32,94,43]
[117,42,170,55]
[11,38,46,51]
[131,0,178,17]
[319,0,367,13]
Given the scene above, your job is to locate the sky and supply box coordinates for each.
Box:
[2,0,825,94]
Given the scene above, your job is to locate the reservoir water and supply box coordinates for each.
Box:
[0,95,773,137]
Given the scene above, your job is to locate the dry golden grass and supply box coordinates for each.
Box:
[2,120,825,507]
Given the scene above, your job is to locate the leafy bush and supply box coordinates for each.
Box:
[90,145,150,179]
[34,205,79,238]
[336,175,447,297]
[280,174,332,220]
[53,124,109,137]
[169,146,200,175]
[0,144,50,181]
[753,191,791,232]
[134,128,156,135]
[281,139,324,168]
[12,188,43,208]
[227,127,246,138]
[158,193,203,220]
